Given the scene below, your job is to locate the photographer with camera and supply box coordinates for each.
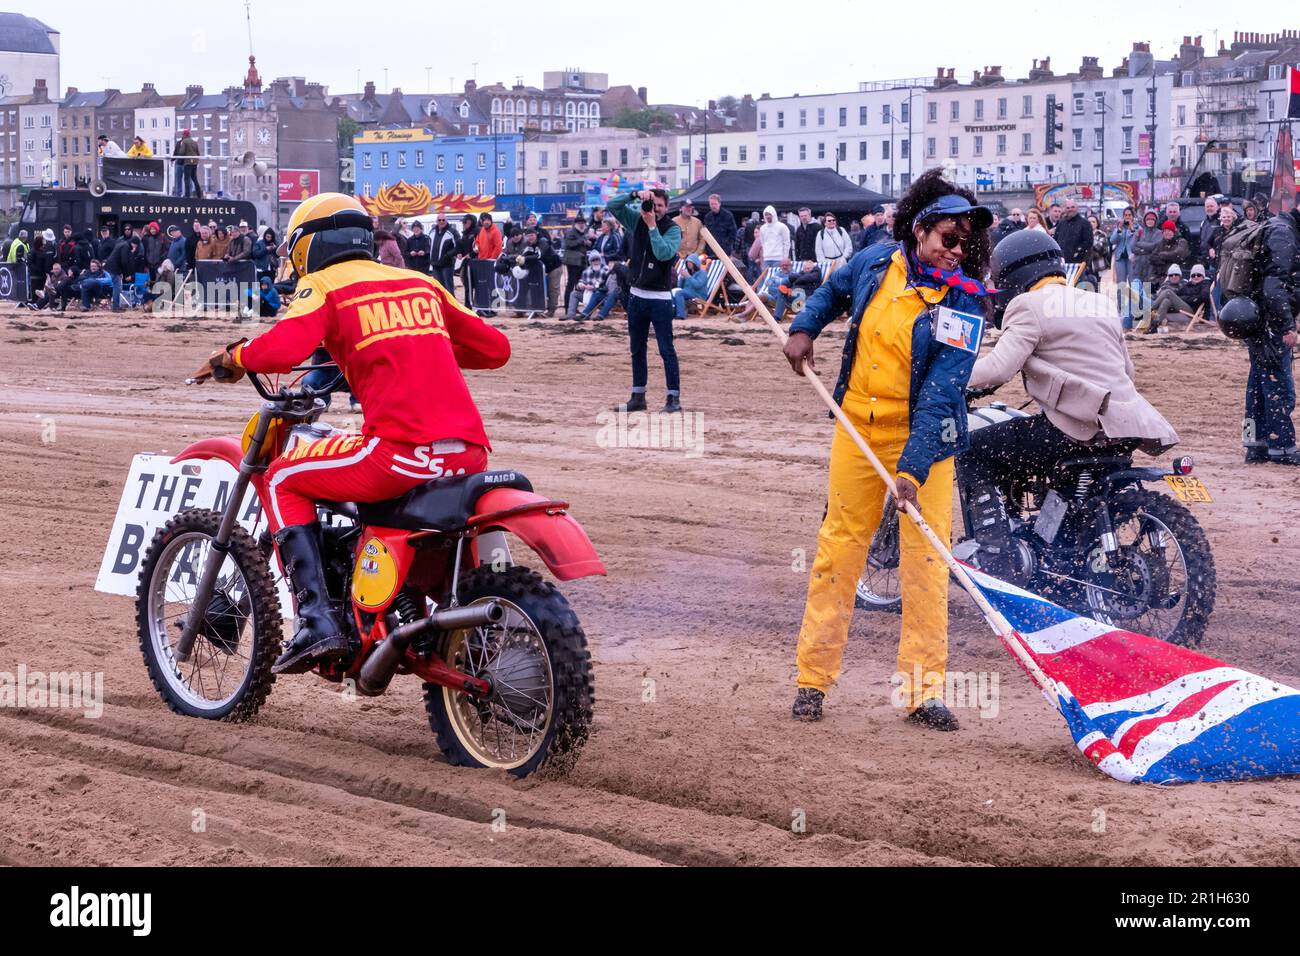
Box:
[607,188,684,413]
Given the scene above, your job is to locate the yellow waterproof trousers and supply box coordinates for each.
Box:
[795,411,954,710]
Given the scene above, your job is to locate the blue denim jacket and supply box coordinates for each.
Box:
[1110,225,1137,261]
[789,242,982,485]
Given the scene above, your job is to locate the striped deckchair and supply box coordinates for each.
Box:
[1064,262,1085,287]
[753,266,782,300]
[817,259,848,284]
[696,258,732,316]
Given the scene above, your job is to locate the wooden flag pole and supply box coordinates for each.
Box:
[699,226,1059,704]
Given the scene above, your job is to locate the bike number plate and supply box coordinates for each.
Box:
[1163,475,1213,503]
[1034,490,1069,543]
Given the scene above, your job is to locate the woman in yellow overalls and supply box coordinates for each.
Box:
[783,170,995,730]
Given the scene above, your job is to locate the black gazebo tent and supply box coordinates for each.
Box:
[669,168,893,220]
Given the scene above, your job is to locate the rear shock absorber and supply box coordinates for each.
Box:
[389,589,423,627]
[1073,470,1096,505]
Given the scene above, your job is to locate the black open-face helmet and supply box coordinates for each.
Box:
[1218,295,1262,341]
[988,229,1065,326]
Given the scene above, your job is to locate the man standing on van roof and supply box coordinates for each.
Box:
[174,130,202,199]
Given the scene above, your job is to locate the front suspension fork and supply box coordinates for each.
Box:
[174,407,273,663]
[1090,498,1120,566]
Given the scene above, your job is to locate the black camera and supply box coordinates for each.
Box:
[641,198,655,213]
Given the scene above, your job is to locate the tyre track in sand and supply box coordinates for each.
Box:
[0,705,956,867]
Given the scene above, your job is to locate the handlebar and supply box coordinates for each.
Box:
[248,362,347,403]
[965,385,1000,405]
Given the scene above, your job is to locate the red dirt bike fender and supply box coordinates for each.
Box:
[471,488,606,581]
[171,436,271,502]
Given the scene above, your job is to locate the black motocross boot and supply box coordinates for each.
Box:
[272,523,351,675]
[967,484,1020,581]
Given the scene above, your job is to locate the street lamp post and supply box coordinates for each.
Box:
[1097,91,1108,216]
[888,89,920,196]
[889,105,895,194]
[903,88,919,185]
[1148,69,1156,204]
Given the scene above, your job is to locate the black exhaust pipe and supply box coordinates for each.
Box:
[356,600,505,697]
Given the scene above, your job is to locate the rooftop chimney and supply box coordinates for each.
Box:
[1079,56,1104,80]
[972,66,1006,86]
[637,86,648,104]
[185,84,203,98]
[1028,56,1054,80]
[65,85,78,97]
[364,80,377,100]
[464,79,477,95]
[932,67,958,89]
[1128,42,1153,78]
[1178,34,1204,65]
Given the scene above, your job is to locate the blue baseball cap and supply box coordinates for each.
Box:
[915,194,994,230]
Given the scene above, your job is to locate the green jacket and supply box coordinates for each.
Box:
[607,193,680,262]
[175,137,201,165]
[6,238,27,263]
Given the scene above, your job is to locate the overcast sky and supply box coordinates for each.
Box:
[40,0,1267,104]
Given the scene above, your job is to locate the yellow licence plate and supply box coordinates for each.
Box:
[1164,475,1213,503]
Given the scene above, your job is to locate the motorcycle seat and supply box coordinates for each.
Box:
[355,470,534,532]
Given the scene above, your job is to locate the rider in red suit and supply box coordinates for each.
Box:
[193,193,510,674]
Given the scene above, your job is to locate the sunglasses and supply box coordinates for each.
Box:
[936,230,968,251]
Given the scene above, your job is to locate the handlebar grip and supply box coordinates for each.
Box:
[211,364,234,382]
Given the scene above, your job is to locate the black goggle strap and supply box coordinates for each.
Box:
[1003,248,1064,280]
[288,210,372,253]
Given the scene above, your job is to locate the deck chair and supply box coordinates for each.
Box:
[1177,294,1219,334]
[754,266,783,301]
[817,259,847,285]
[727,266,777,323]
[1064,262,1085,287]
[696,259,732,316]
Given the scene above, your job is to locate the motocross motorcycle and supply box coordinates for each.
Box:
[135,363,600,777]
[856,394,1217,647]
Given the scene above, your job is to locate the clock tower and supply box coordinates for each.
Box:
[228,55,279,228]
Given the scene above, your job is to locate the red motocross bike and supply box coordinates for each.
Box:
[135,363,601,777]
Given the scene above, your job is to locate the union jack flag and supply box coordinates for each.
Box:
[967,567,1300,784]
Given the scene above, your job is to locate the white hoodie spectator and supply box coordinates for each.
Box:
[758,205,791,265]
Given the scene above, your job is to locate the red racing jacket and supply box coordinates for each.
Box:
[234,257,510,448]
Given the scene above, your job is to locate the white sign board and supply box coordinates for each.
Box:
[96,454,271,598]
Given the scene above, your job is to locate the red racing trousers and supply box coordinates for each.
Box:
[265,433,488,531]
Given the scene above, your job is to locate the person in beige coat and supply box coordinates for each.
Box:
[673,200,705,258]
[961,229,1178,577]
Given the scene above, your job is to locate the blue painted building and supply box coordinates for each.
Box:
[354,128,521,198]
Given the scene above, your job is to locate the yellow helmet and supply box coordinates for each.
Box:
[285,192,373,276]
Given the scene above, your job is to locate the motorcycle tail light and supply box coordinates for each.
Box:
[1173,456,1195,475]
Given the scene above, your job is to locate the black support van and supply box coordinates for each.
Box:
[8,189,259,241]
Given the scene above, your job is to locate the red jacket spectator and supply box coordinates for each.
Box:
[475,222,503,260]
